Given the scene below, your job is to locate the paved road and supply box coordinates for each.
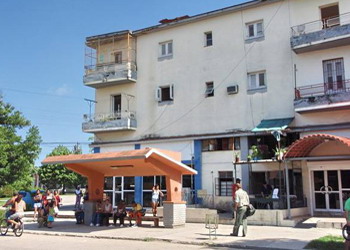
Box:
[0,234,244,250]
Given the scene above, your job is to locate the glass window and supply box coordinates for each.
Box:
[123,177,135,190]
[248,72,266,90]
[159,41,173,57]
[205,82,214,97]
[341,170,350,188]
[155,176,166,190]
[205,32,213,46]
[143,176,154,190]
[104,177,113,190]
[246,21,264,39]
[114,177,122,191]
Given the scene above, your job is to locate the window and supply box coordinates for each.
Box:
[248,71,266,90]
[216,171,233,196]
[114,51,122,64]
[156,85,174,102]
[205,82,214,97]
[234,137,241,150]
[323,58,345,91]
[205,32,213,46]
[159,41,173,58]
[246,21,264,39]
[321,4,339,29]
[202,138,234,151]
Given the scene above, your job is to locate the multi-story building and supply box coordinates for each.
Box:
[82,0,350,219]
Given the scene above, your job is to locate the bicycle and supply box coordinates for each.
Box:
[343,224,350,241]
[0,208,24,237]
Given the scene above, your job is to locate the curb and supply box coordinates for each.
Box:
[23,230,295,250]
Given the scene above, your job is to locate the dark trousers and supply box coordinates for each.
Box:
[75,211,84,224]
[101,213,112,226]
[113,213,126,225]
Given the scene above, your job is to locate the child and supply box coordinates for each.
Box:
[47,200,55,228]
[128,201,144,228]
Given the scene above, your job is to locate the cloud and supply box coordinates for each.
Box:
[48,84,71,96]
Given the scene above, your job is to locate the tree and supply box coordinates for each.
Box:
[38,145,86,189]
[0,98,41,190]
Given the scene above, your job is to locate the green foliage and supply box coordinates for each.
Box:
[304,235,344,250]
[0,99,42,190]
[38,145,86,189]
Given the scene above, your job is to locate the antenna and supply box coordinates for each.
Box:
[84,98,97,121]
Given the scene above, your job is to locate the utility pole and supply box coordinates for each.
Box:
[84,98,97,121]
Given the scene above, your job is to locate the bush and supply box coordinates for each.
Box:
[0,185,16,198]
[304,235,344,250]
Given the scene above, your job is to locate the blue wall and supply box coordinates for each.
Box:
[134,144,143,204]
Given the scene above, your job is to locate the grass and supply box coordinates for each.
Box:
[143,237,156,242]
[304,235,345,250]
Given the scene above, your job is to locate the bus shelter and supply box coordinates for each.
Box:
[42,148,197,228]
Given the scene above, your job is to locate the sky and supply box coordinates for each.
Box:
[0,0,246,166]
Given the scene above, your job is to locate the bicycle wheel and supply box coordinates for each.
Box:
[0,219,8,236]
[343,225,350,241]
[14,221,23,237]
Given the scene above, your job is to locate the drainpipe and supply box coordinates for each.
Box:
[284,160,291,219]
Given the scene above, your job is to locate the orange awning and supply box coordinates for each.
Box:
[42,148,197,177]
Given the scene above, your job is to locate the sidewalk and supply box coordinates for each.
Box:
[22,217,342,250]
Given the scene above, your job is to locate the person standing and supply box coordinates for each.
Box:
[33,189,42,221]
[231,183,250,237]
[232,178,241,219]
[74,185,82,209]
[151,184,163,216]
[345,197,350,249]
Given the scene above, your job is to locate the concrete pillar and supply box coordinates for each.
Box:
[163,202,186,228]
[88,172,104,201]
[240,136,250,192]
[83,200,95,225]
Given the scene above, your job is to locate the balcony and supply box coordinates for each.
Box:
[83,62,137,88]
[82,111,137,133]
[294,80,350,113]
[291,13,350,54]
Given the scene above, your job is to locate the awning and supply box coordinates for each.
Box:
[252,118,294,133]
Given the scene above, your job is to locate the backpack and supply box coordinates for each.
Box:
[246,204,256,217]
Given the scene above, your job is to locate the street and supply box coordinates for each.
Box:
[0,234,244,250]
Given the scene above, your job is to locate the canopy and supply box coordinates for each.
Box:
[252,118,294,132]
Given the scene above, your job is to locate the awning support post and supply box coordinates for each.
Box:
[284,160,291,219]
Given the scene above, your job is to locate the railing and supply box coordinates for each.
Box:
[85,61,137,74]
[291,12,350,37]
[83,111,136,123]
[295,79,350,99]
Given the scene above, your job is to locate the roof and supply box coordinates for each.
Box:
[42,148,197,177]
[285,134,350,158]
[252,117,294,133]
[86,0,281,41]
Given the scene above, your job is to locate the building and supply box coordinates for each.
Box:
[82,0,350,219]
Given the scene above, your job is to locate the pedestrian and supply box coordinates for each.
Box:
[54,190,62,208]
[232,178,241,219]
[74,185,82,209]
[46,199,55,228]
[231,183,249,237]
[151,184,163,216]
[33,189,42,221]
[345,196,350,249]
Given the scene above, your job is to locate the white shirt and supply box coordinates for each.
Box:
[235,189,250,207]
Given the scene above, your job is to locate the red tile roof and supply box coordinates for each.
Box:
[285,134,350,158]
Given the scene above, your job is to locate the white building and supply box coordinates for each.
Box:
[82,0,350,220]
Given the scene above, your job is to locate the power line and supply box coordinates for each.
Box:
[1,87,86,100]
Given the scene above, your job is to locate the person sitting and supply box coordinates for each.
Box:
[128,201,144,228]
[90,200,103,227]
[7,193,26,230]
[113,200,127,227]
[101,198,113,226]
[75,204,85,224]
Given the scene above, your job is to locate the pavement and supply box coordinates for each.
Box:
[19,195,346,249]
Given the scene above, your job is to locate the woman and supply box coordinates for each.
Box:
[53,190,61,208]
[33,189,42,221]
[102,198,113,226]
[151,184,163,216]
[113,200,127,227]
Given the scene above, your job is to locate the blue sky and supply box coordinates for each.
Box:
[0,0,246,165]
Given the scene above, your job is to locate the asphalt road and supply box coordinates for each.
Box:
[0,234,245,250]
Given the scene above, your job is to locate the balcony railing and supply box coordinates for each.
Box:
[83,61,137,87]
[291,12,350,37]
[295,79,350,100]
[82,111,137,133]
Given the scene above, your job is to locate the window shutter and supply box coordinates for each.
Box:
[259,73,265,87]
[168,42,173,55]
[170,84,174,100]
[257,22,263,36]
[156,87,162,101]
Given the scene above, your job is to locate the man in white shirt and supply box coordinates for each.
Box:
[230,183,249,237]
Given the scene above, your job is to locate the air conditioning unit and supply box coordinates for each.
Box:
[227,85,239,95]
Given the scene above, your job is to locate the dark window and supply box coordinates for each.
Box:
[114,52,122,64]
[161,87,171,101]
[123,177,135,190]
[216,171,233,196]
[234,137,241,150]
[202,138,234,151]
[104,177,113,190]
[205,82,214,97]
[113,95,122,114]
[321,4,339,29]
[205,32,213,46]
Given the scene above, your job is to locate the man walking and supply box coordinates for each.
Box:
[231,183,249,237]
[232,178,241,219]
[345,196,350,249]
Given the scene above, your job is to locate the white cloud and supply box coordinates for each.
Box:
[48,84,71,96]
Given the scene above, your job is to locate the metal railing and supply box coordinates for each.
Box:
[85,61,137,74]
[291,12,350,37]
[83,111,136,123]
[295,79,350,99]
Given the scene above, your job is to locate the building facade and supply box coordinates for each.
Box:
[82,0,350,218]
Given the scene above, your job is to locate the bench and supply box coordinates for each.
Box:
[140,216,163,227]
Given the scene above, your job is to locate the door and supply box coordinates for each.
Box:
[321,4,339,29]
[313,170,341,212]
[112,94,122,119]
[323,58,345,93]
